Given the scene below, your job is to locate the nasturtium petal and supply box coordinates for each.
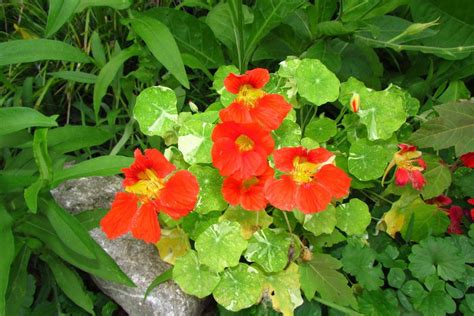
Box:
[336,199,371,235]
[155,228,190,265]
[295,59,340,106]
[303,205,336,236]
[173,250,220,298]
[133,86,178,137]
[178,111,218,164]
[348,138,395,181]
[220,206,272,239]
[264,263,304,316]
[408,237,466,281]
[304,117,337,143]
[420,155,452,200]
[299,254,357,307]
[212,264,264,312]
[273,119,301,149]
[195,221,248,272]
[188,164,227,214]
[244,228,292,273]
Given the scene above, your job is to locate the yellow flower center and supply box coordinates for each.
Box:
[394,151,423,171]
[291,157,318,184]
[125,168,165,199]
[235,135,255,152]
[236,84,265,108]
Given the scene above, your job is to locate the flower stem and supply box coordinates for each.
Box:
[282,211,293,234]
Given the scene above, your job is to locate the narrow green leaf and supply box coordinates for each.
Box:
[0,107,57,136]
[24,178,43,214]
[52,156,133,187]
[5,245,32,316]
[0,39,90,65]
[49,71,97,84]
[75,0,132,12]
[144,268,173,300]
[90,31,107,67]
[16,215,134,287]
[74,209,108,231]
[32,128,52,184]
[47,126,113,154]
[93,46,140,119]
[45,0,80,37]
[42,254,94,314]
[0,205,14,316]
[130,15,189,88]
[42,198,96,260]
[145,8,224,68]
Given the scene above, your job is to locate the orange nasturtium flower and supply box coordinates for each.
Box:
[265,147,351,214]
[222,165,274,211]
[211,121,274,179]
[100,149,199,244]
[220,68,292,131]
[383,144,426,190]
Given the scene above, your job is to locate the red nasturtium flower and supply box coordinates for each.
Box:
[101,149,199,244]
[468,198,474,221]
[460,152,474,168]
[220,68,291,131]
[383,144,426,190]
[265,147,351,214]
[222,165,274,211]
[447,205,464,235]
[211,121,274,179]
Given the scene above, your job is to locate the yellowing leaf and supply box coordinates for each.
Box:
[220,206,273,239]
[156,228,190,265]
[264,263,303,316]
[377,208,406,238]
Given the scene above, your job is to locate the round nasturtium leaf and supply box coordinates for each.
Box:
[213,65,239,106]
[181,211,221,241]
[178,111,217,164]
[212,264,264,311]
[304,117,337,143]
[264,263,304,316]
[195,221,248,272]
[339,77,407,140]
[303,205,337,236]
[220,206,273,239]
[244,228,292,273]
[155,228,190,265]
[188,164,227,214]
[173,250,220,298]
[295,59,340,106]
[133,86,178,137]
[273,119,301,149]
[348,138,395,181]
[336,198,371,235]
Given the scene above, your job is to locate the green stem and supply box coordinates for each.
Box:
[282,211,292,234]
[313,297,363,316]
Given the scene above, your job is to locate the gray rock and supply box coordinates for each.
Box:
[52,176,205,316]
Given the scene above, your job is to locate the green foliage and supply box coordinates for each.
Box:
[2,0,474,314]
[410,101,474,156]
